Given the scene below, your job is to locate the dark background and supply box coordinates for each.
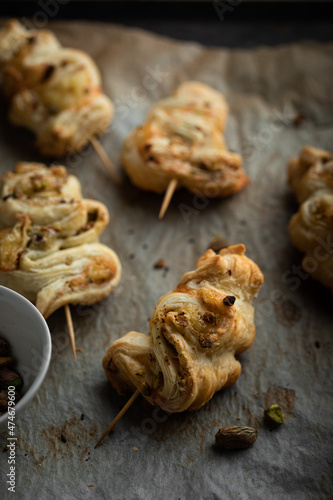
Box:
[0,1,332,47]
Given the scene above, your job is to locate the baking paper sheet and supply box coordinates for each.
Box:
[0,20,332,499]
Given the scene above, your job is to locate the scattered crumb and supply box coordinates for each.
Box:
[293,112,306,127]
[89,431,94,435]
[154,259,166,269]
[236,416,241,420]
[132,447,139,452]
[3,445,9,452]
[88,484,94,487]
[76,347,83,353]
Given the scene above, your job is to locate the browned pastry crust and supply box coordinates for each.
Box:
[122,81,248,197]
[0,163,121,318]
[0,162,109,243]
[288,146,333,293]
[0,215,121,318]
[0,19,113,157]
[0,162,82,229]
[103,245,263,413]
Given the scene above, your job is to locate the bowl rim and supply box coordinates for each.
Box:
[0,285,52,426]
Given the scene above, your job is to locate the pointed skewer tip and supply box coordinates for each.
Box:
[94,389,141,448]
[90,136,122,185]
[158,178,178,220]
[64,304,77,360]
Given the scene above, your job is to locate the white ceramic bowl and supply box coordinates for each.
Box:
[0,286,52,429]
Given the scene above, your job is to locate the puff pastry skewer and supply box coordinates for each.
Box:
[0,162,122,357]
[288,146,333,293]
[122,82,248,218]
[95,244,263,446]
[0,19,120,183]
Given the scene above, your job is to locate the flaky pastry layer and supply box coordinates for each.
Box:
[122,81,248,196]
[0,19,113,156]
[0,162,121,317]
[103,244,263,413]
[288,146,333,293]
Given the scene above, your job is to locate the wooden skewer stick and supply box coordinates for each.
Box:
[90,136,121,184]
[158,178,178,220]
[95,388,140,448]
[64,304,76,360]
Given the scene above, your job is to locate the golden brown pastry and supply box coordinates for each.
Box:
[122,81,248,197]
[0,19,113,157]
[288,146,333,293]
[0,162,81,228]
[0,162,109,244]
[0,215,121,318]
[103,245,263,413]
[0,163,121,318]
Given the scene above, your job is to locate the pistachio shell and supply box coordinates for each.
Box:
[215,425,258,450]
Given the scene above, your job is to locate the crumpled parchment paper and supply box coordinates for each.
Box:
[0,20,332,500]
